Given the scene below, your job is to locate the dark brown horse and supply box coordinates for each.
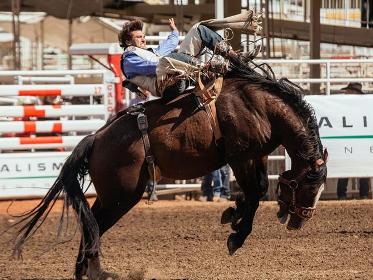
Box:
[12,59,327,280]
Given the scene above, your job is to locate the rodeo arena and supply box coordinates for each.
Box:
[0,0,373,279]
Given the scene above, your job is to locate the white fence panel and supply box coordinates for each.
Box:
[0,120,105,134]
[0,70,113,198]
[0,105,106,118]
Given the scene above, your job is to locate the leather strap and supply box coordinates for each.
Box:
[137,113,158,201]
[206,101,222,141]
[196,73,224,142]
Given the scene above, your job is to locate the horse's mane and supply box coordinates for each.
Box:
[226,58,323,163]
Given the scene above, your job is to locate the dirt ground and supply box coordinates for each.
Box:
[0,198,372,280]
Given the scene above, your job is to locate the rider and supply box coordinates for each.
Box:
[119,11,261,98]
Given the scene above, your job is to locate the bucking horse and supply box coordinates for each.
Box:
[10,57,327,279]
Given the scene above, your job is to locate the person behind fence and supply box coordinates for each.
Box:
[337,82,370,199]
[200,165,230,202]
[119,10,261,100]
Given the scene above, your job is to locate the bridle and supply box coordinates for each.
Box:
[277,167,316,220]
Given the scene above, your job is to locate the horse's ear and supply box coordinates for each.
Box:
[323,148,328,163]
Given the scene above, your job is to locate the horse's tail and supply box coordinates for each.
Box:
[13,134,99,258]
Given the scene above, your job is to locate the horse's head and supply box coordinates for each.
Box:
[276,149,328,230]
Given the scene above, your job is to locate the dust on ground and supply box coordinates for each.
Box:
[0,199,372,280]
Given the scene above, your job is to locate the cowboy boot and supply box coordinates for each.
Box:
[202,10,262,35]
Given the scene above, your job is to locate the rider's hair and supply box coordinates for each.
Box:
[118,20,144,49]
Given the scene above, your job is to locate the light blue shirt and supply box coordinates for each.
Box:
[122,30,179,79]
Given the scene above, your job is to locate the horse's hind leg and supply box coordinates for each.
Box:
[86,199,145,280]
[75,199,101,279]
[224,157,268,255]
[75,167,148,280]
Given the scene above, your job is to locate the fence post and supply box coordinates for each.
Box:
[326,61,331,95]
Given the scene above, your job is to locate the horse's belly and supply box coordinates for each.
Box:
[155,146,223,179]
[150,120,224,179]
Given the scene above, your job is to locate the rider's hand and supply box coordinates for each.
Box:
[169,18,178,32]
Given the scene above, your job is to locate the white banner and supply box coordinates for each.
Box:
[305,94,373,178]
[0,152,94,198]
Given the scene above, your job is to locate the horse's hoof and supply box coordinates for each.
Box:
[221,207,235,224]
[227,233,242,256]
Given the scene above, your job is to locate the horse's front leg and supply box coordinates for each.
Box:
[224,157,268,255]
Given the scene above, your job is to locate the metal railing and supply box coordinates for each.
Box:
[256,59,373,94]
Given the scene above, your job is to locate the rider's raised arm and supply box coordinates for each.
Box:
[153,30,179,56]
[154,18,179,56]
[122,53,158,78]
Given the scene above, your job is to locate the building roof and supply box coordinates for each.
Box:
[0,0,143,19]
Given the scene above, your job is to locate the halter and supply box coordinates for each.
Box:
[277,168,316,220]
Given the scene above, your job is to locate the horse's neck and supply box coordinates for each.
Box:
[273,101,314,171]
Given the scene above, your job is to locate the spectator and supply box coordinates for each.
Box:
[200,165,231,202]
[337,82,370,199]
[218,164,231,202]
[340,82,364,95]
[337,178,369,200]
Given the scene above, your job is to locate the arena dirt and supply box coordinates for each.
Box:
[0,199,372,280]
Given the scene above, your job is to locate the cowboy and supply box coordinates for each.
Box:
[119,10,261,99]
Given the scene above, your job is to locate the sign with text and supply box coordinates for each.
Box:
[0,152,94,198]
[305,94,373,178]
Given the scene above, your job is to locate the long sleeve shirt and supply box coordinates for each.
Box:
[122,30,179,79]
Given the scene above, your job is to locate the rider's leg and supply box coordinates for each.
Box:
[166,52,200,65]
[178,23,237,59]
[162,79,187,101]
[159,52,195,100]
[178,23,204,56]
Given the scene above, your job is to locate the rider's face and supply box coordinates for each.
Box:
[129,30,146,49]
